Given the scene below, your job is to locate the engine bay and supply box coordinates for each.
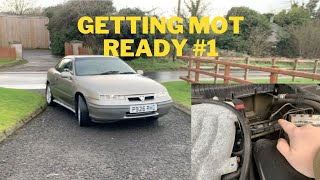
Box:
[192,84,320,180]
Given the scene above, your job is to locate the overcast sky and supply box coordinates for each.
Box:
[4,0,312,16]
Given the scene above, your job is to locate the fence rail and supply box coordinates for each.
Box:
[179,56,320,84]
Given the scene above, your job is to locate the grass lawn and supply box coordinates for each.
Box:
[199,61,316,69]
[0,59,17,66]
[162,81,191,108]
[243,61,314,69]
[127,57,186,72]
[202,78,320,84]
[0,88,45,133]
[0,58,26,68]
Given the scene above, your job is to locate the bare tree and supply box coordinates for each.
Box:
[289,20,320,58]
[0,0,37,15]
[248,28,273,57]
[183,0,210,17]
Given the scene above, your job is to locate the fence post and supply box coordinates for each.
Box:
[270,66,279,84]
[214,57,219,84]
[272,58,277,66]
[292,59,299,82]
[224,65,230,84]
[313,59,319,81]
[187,60,193,82]
[244,57,250,80]
[195,59,201,83]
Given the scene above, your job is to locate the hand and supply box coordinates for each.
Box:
[277,119,320,178]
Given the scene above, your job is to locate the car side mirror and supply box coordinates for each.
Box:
[137,70,144,75]
[61,71,72,79]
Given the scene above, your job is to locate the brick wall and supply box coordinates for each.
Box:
[0,47,16,59]
[79,47,93,55]
[64,42,73,56]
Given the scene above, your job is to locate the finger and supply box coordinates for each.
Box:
[278,119,296,136]
[277,138,291,159]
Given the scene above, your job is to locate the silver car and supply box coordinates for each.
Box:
[46,56,172,126]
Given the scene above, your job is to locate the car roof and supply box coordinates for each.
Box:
[64,55,119,59]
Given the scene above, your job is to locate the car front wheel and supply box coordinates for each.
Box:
[46,84,54,106]
[77,96,91,127]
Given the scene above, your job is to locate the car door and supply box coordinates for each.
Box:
[50,58,68,100]
[57,58,76,107]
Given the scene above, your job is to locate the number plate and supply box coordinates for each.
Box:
[130,104,157,113]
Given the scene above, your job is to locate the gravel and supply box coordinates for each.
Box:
[0,105,190,180]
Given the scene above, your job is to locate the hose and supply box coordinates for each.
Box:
[296,86,313,94]
[275,99,320,112]
[192,99,252,180]
[284,94,320,104]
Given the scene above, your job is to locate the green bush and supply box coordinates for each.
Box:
[216,7,272,56]
[45,0,116,55]
[50,32,66,55]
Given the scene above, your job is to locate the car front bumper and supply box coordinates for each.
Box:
[87,100,172,122]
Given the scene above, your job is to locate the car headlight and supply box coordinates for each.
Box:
[155,91,169,98]
[99,95,126,100]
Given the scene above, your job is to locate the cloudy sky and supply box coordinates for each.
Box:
[4,0,311,16]
[37,0,310,16]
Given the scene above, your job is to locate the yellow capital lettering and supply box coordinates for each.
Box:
[104,39,119,56]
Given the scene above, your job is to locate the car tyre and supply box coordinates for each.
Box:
[77,95,91,127]
[46,83,55,106]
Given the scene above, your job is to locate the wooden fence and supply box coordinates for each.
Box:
[0,15,49,48]
[180,56,320,84]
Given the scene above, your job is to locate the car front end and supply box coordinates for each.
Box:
[85,90,172,122]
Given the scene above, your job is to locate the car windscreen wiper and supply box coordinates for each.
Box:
[120,72,136,74]
[99,71,120,75]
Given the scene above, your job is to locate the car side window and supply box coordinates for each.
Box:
[56,59,72,72]
[64,60,73,72]
[55,59,64,71]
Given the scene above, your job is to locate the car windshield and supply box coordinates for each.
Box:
[75,57,136,76]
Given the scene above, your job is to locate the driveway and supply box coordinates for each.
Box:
[0,49,60,89]
[0,102,190,179]
[1,49,61,72]
[0,49,191,179]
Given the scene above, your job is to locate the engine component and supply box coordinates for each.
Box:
[250,121,281,139]
[289,114,320,127]
[192,104,239,180]
[253,139,311,180]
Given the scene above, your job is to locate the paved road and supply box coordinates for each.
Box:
[0,49,186,89]
[0,70,301,90]
[0,104,191,179]
[0,49,59,89]
[1,49,61,72]
[0,71,187,89]
[0,49,309,89]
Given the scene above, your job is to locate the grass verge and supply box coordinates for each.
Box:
[0,59,27,69]
[0,88,45,133]
[199,61,316,69]
[127,58,186,72]
[202,78,320,84]
[162,81,191,108]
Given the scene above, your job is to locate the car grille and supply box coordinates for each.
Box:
[128,95,154,102]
